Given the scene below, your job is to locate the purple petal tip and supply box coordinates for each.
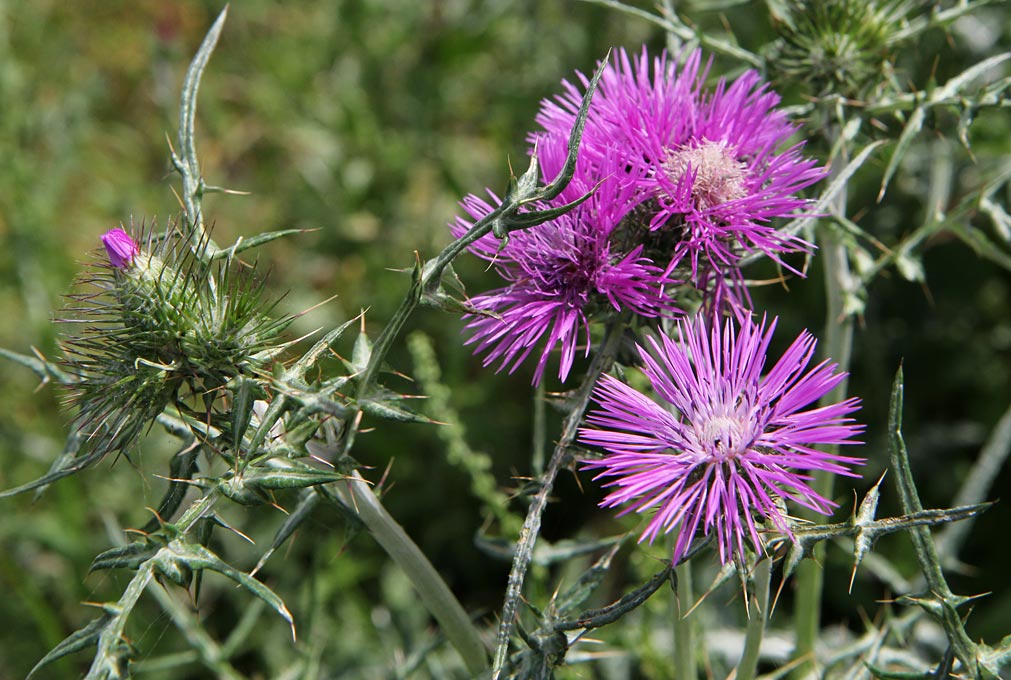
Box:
[101,228,139,269]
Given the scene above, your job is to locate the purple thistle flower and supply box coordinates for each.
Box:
[101,227,140,269]
[579,315,863,564]
[453,172,678,385]
[533,47,826,313]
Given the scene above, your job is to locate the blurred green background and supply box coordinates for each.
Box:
[1,1,1009,678]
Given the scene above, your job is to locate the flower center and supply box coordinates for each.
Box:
[664,140,748,211]
[694,408,754,461]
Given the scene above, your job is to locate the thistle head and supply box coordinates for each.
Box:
[61,220,291,457]
[769,0,912,99]
[579,315,865,564]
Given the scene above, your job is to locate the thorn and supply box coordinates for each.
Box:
[309,454,335,469]
[203,184,252,196]
[378,456,396,493]
[292,294,341,319]
[169,184,186,211]
[770,573,788,617]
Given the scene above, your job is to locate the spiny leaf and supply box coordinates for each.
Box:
[286,316,360,381]
[555,565,672,632]
[420,261,473,313]
[359,396,436,424]
[851,473,886,592]
[229,376,259,450]
[947,218,1011,273]
[172,5,228,241]
[216,461,347,504]
[888,366,983,677]
[0,433,100,499]
[878,52,1011,202]
[207,229,309,260]
[0,346,75,384]
[554,542,622,618]
[141,445,200,534]
[90,542,159,574]
[164,541,296,640]
[934,52,1011,101]
[26,615,112,679]
[273,384,356,419]
[980,197,1011,245]
[537,48,610,203]
[251,490,322,576]
[878,106,925,202]
[350,328,373,375]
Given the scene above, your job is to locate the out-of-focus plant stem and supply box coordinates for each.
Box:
[336,471,489,676]
[737,558,771,680]
[792,142,853,678]
[674,560,696,680]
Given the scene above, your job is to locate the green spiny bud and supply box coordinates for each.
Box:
[61,220,292,458]
[768,0,912,99]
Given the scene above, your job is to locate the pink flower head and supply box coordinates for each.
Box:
[533,47,826,314]
[101,228,140,269]
[453,171,679,385]
[579,315,863,564]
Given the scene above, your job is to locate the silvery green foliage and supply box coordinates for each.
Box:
[1,2,1009,679]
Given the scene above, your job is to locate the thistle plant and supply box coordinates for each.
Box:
[2,3,1011,680]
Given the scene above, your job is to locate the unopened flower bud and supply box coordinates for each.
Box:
[101,228,140,269]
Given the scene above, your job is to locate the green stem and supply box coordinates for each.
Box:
[791,148,853,677]
[87,565,156,680]
[887,370,981,676]
[532,379,547,476]
[491,318,626,677]
[172,6,228,250]
[737,559,772,680]
[337,471,488,676]
[674,560,696,680]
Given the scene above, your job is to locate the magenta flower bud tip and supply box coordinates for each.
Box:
[101,228,140,269]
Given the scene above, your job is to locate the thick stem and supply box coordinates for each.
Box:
[674,560,696,680]
[491,319,626,677]
[337,471,488,676]
[737,559,772,680]
[791,151,853,678]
